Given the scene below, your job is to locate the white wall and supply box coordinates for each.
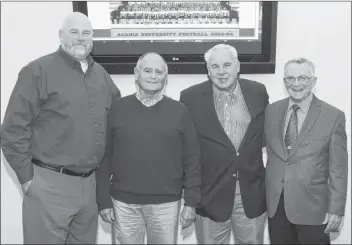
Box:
[1,2,351,244]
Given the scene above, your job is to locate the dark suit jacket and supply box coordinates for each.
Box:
[265,95,348,225]
[180,79,269,222]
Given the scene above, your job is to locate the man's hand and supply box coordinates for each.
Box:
[323,213,343,233]
[180,205,195,229]
[99,208,116,223]
[21,180,32,195]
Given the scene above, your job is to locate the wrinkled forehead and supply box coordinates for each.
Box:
[140,55,167,71]
[284,63,314,77]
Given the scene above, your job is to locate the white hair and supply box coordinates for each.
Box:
[135,52,168,74]
[204,44,238,65]
[284,57,315,75]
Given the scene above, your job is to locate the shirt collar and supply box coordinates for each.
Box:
[57,46,94,68]
[288,92,314,113]
[135,89,164,107]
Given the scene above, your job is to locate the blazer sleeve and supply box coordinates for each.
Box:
[328,111,348,216]
[179,90,189,108]
[181,107,201,208]
[262,84,270,148]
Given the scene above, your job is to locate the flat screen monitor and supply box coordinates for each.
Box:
[73,1,277,74]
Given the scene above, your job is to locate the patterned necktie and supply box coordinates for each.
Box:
[285,104,300,154]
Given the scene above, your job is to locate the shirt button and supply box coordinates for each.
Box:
[233,173,237,177]
[236,152,239,156]
[281,178,284,183]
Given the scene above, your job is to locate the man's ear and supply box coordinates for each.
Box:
[206,66,211,77]
[134,67,139,81]
[162,76,168,94]
[59,29,63,42]
[311,77,317,89]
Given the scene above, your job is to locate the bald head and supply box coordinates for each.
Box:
[59,12,93,61]
[61,12,92,33]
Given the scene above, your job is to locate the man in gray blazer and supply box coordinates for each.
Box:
[264,58,348,244]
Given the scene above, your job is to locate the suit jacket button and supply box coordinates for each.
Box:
[281,178,284,183]
[233,173,237,177]
[236,152,240,156]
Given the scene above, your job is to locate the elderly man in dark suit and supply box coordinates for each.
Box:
[264,57,348,244]
[180,44,269,244]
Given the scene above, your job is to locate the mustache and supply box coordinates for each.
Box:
[72,41,91,46]
[73,43,86,46]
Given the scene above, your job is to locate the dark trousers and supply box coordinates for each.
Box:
[22,165,98,244]
[268,191,330,244]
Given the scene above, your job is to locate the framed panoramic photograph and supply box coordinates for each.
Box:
[73,1,277,74]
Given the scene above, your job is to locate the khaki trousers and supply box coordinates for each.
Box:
[22,164,98,244]
[195,180,267,244]
[111,198,181,244]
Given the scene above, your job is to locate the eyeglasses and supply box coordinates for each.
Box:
[284,76,314,83]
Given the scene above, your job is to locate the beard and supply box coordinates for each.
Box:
[63,42,92,61]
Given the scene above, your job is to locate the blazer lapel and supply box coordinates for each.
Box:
[237,79,265,151]
[202,81,236,152]
[239,79,257,118]
[278,98,290,159]
[288,95,322,156]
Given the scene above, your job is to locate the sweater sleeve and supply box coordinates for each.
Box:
[95,102,115,212]
[181,107,201,208]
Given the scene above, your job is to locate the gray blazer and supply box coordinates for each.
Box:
[264,95,348,225]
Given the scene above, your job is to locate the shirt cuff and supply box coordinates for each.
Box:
[16,163,34,184]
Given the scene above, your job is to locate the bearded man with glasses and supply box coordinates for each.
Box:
[264,58,348,244]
